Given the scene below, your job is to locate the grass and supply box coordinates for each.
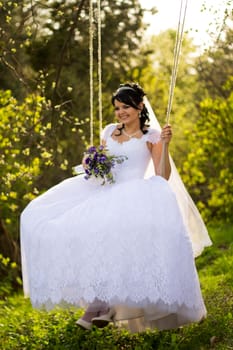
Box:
[0,224,232,349]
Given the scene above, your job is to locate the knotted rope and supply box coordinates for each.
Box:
[89,0,94,145]
[161,0,188,177]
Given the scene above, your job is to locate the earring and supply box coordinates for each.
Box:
[138,112,141,118]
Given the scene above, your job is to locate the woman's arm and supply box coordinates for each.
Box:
[150,125,172,180]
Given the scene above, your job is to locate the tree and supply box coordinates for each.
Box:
[182,79,233,222]
[195,13,233,100]
[0,90,54,261]
[181,15,233,223]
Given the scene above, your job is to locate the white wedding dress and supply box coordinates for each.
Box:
[20,123,210,332]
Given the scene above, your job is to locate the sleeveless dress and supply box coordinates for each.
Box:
[20,124,207,332]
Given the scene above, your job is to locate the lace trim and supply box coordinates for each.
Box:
[101,124,161,144]
[144,128,161,144]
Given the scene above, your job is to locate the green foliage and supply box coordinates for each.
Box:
[137,30,200,166]
[182,80,233,222]
[0,0,148,119]
[0,224,232,350]
[136,16,233,224]
[196,17,233,100]
[179,16,233,222]
[0,254,21,298]
[0,90,54,241]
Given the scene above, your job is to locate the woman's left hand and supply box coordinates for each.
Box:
[161,124,172,144]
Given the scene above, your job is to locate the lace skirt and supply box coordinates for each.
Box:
[20,175,206,331]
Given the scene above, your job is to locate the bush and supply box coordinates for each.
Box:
[0,254,21,298]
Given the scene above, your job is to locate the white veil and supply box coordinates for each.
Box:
[144,97,212,257]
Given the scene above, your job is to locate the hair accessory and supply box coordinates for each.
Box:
[116,86,136,93]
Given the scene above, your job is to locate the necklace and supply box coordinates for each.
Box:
[122,128,141,139]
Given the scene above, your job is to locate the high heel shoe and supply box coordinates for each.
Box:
[91,308,115,328]
[76,318,92,330]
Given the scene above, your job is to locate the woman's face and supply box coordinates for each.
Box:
[114,99,140,125]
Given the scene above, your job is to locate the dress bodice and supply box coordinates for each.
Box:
[103,124,161,183]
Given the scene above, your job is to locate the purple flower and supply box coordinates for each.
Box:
[85,157,91,164]
[99,155,107,163]
[87,146,96,153]
[80,145,127,185]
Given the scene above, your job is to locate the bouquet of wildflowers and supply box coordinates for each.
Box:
[80,145,127,185]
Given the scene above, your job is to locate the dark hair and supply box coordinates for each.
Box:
[111,82,150,135]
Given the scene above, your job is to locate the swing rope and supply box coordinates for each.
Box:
[89,0,94,146]
[89,0,102,145]
[161,0,188,177]
[97,0,103,140]
[166,0,188,124]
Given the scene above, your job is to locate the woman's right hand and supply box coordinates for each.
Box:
[161,124,172,144]
[82,155,88,169]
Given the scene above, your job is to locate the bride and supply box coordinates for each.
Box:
[20,82,212,332]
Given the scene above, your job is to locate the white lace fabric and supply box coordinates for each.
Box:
[20,119,210,331]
